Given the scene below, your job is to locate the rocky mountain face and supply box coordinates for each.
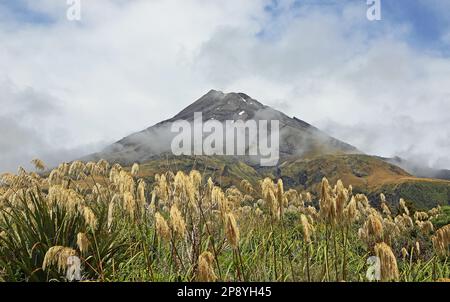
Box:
[85,90,359,165]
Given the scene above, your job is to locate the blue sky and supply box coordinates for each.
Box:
[0,0,55,24]
[261,0,450,55]
[382,0,450,53]
[2,0,449,53]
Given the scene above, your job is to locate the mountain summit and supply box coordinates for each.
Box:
[81,90,450,209]
[86,90,359,165]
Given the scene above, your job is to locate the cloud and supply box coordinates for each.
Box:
[192,1,450,169]
[0,0,449,172]
[0,78,105,172]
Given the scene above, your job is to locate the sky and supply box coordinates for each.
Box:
[1,0,450,172]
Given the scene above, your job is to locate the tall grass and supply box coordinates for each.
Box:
[0,159,448,282]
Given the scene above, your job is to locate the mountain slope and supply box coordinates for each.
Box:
[126,153,449,210]
[81,90,450,210]
[85,90,359,164]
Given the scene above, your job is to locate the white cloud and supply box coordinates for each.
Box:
[0,0,450,172]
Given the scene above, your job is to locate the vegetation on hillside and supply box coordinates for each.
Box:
[0,159,449,282]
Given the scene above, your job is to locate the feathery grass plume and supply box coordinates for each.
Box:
[17,166,27,177]
[31,159,46,171]
[276,179,286,210]
[428,206,441,218]
[319,178,336,224]
[285,189,301,207]
[243,194,254,204]
[109,165,122,185]
[123,192,136,218]
[269,190,279,219]
[363,214,384,244]
[381,202,391,217]
[414,211,429,221]
[190,170,202,189]
[131,163,140,177]
[84,162,96,175]
[238,205,252,216]
[415,241,421,256]
[47,185,83,212]
[0,173,15,186]
[335,179,348,219]
[212,186,230,217]
[261,178,274,200]
[255,208,263,217]
[374,242,399,281]
[42,246,77,273]
[69,161,85,179]
[174,171,187,193]
[399,198,410,216]
[197,251,217,282]
[0,231,6,242]
[92,183,105,197]
[66,189,84,211]
[156,174,169,202]
[240,179,254,195]
[48,169,61,186]
[383,219,400,243]
[320,177,330,206]
[82,206,98,230]
[305,206,318,220]
[286,205,299,215]
[304,192,312,204]
[401,247,409,259]
[207,177,214,191]
[225,212,240,248]
[260,178,279,218]
[226,187,244,207]
[78,171,87,181]
[77,233,90,254]
[57,162,70,176]
[347,185,353,196]
[170,204,187,238]
[416,220,434,234]
[343,196,358,223]
[395,214,414,232]
[432,224,450,256]
[355,194,370,210]
[155,212,170,240]
[118,170,136,194]
[96,159,110,176]
[137,179,146,206]
[358,227,368,243]
[300,214,314,243]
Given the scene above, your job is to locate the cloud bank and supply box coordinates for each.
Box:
[0,0,450,172]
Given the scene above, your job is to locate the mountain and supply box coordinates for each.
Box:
[86,90,359,164]
[82,90,450,210]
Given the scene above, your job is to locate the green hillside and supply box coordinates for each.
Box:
[125,153,450,211]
